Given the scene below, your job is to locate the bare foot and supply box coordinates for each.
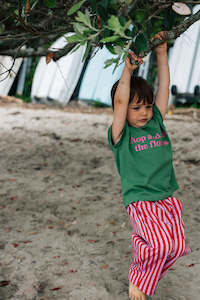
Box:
[129,281,146,300]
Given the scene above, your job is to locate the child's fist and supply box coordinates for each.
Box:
[125,52,143,72]
[152,31,168,54]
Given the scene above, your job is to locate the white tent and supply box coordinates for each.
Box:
[0,56,23,96]
[31,34,86,104]
[168,5,200,103]
[78,47,124,106]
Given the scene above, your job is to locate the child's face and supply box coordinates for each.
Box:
[127,94,153,128]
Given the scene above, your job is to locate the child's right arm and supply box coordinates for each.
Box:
[111,53,143,145]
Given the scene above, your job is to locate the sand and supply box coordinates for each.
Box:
[0,101,199,300]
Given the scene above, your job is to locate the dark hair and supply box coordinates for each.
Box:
[111,76,154,110]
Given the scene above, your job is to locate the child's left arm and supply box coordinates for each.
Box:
[154,31,170,119]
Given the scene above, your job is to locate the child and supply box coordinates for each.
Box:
[107,32,191,300]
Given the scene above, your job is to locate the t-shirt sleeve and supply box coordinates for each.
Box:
[107,121,128,151]
[153,104,164,123]
[153,104,167,131]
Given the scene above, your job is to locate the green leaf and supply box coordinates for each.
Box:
[31,0,39,10]
[107,15,122,33]
[104,56,120,71]
[118,16,126,27]
[70,43,82,54]
[73,22,88,34]
[80,40,87,45]
[134,33,148,53]
[88,0,96,12]
[114,39,124,47]
[112,59,120,73]
[100,0,108,9]
[75,10,92,28]
[66,34,84,43]
[104,58,115,68]
[82,43,91,61]
[113,45,124,55]
[122,49,129,61]
[135,9,147,23]
[108,0,118,10]
[131,25,138,37]
[67,0,86,16]
[105,44,116,55]
[44,0,56,8]
[106,16,131,38]
[100,35,120,43]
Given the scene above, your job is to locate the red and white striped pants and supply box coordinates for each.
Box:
[126,196,191,296]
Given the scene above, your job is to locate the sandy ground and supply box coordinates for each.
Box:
[0,101,200,300]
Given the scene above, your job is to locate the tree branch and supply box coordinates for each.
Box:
[0,43,76,61]
[140,7,200,56]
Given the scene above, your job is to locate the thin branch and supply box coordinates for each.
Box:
[0,29,70,42]
[0,15,11,24]
[0,57,17,82]
[0,38,28,82]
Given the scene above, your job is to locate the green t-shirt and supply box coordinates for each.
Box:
[108,105,179,207]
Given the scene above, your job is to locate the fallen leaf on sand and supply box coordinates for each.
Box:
[187,263,195,267]
[0,281,10,287]
[69,269,77,273]
[48,226,54,229]
[4,227,10,232]
[51,286,62,291]
[73,184,79,188]
[109,220,115,225]
[101,264,109,270]
[88,239,98,243]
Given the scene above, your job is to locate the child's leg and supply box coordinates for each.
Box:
[127,200,174,296]
[159,197,191,280]
[127,197,191,296]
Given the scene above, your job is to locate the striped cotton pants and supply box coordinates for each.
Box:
[126,196,191,296]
